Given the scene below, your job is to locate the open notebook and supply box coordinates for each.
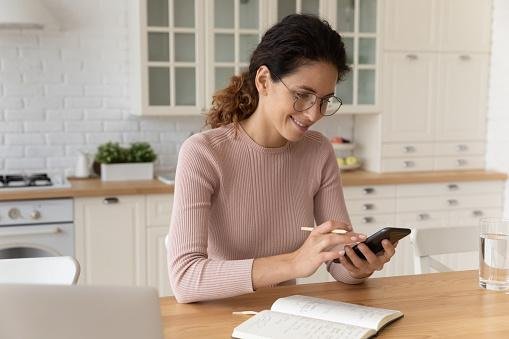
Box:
[232,295,403,339]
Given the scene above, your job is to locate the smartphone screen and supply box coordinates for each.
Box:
[351,227,411,260]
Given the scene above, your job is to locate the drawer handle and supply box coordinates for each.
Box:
[403,161,415,168]
[456,144,469,152]
[362,188,375,195]
[362,203,375,211]
[473,210,484,217]
[403,145,416,153]
[456,159,468,166]
[447,199,459,206]
[406,54,418,60]
[362,217,374,224]
[447,184,459,191]
[418,213,430,221]
[103,197,119,204]
[459,54,471,61]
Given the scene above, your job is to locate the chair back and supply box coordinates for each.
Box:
[411,226,478,274]
[0,256,80,285]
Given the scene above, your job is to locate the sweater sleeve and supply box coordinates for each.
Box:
[166,136,254,303]
[313,138,367,285]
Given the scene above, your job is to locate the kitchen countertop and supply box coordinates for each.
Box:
[0,170,506,201]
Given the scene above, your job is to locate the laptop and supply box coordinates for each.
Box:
[0,284,164,339]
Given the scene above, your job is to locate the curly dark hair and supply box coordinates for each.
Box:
[206,14,350,129]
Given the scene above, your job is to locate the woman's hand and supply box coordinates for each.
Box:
[289,221,366,278]
[337,240,398,279]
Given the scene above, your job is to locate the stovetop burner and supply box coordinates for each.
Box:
[0,173,53,188]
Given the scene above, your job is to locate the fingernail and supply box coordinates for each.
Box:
[339,250,345,256]
[351,236,357,241]
[358,234,367,239]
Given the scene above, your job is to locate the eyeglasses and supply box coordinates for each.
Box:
[270,72,342,116]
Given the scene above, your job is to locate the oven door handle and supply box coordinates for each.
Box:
[0,226,61,237]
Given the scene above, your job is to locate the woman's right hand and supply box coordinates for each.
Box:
[289,221,366,278]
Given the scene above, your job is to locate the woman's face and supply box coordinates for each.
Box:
[264,62,338,143]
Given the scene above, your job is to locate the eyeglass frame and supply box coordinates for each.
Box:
[269,70,343,117]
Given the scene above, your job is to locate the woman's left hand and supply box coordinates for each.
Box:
[337,240,398,279]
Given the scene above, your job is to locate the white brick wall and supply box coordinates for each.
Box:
[487,0,509,217]
[0,0,353,179]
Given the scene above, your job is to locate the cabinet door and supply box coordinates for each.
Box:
[435,54,489,141]
[137,0,205,115]
[439,0,491,52]
[75,196,146,286]
[147,226,173,296]
[384,0,438,51]
[205,0,266,106]
[335,0,379,111]
[382,52,437,142]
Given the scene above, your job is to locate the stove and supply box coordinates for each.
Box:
[0,173,69,190]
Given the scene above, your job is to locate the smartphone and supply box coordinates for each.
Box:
[334,227,411,262]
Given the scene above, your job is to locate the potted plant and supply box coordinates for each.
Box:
[95,142,157,181]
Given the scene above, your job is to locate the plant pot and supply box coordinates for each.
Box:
[100,162,154,181]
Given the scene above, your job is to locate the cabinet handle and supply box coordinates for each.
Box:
[103,197,119,204]
[473,210,484,217]
[459,54,471,61]
[456,144,469,152]
[447,199,459,206]
[362,217,374,224]
[363,203,375,211]
[456,159,468,166]
[447,184,459,191]
[362,187,375,195]
[417,213,430,221]
[403,160,415,168]
[406,54,418,60]
[403,145,416,153]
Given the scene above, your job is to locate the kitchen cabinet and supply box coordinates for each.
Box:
[146,194,173,297]
[435,53,489,142]
[440,0,491,52]
[131,0,380,115]
[384,0,437,51]
[381,52,436,142]
[332,0,379,110]
[302,179,505,283]
[75,195,147,286]
[204,0,267,104]
[130,0,205,115]
[384,0,491,52]
[357,0,493,172]
[75,193,174,296]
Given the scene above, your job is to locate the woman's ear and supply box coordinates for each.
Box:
[255,65,271,96]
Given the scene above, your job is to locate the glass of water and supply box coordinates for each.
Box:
[479,217,509,291]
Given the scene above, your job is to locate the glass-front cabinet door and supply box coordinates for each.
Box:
[334,0,378,112]
[267,0,379,114]
[133,0,204,115]
[204,0,268,108]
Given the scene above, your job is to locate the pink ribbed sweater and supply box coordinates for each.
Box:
[166,123,365,303]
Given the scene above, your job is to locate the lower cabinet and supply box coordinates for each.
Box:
[75,193,173,297]
[74,195,147,286]
[147,226,172,297]
[300,179,505,284]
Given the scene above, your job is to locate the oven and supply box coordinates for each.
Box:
[0,196,74,259]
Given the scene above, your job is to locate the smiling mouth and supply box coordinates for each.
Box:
[290,115,310,129]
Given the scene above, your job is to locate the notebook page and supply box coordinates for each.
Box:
[271,295,402,330]
[232,310,373,339]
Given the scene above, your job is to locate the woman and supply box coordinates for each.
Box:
[167,14,397,303]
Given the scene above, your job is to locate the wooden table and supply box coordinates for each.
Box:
[160,270,509,338]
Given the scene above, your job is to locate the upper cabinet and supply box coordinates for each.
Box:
[131,0,380,116]
[131,0,205,116]
[204,0,267,106]
[384,0,491,52]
